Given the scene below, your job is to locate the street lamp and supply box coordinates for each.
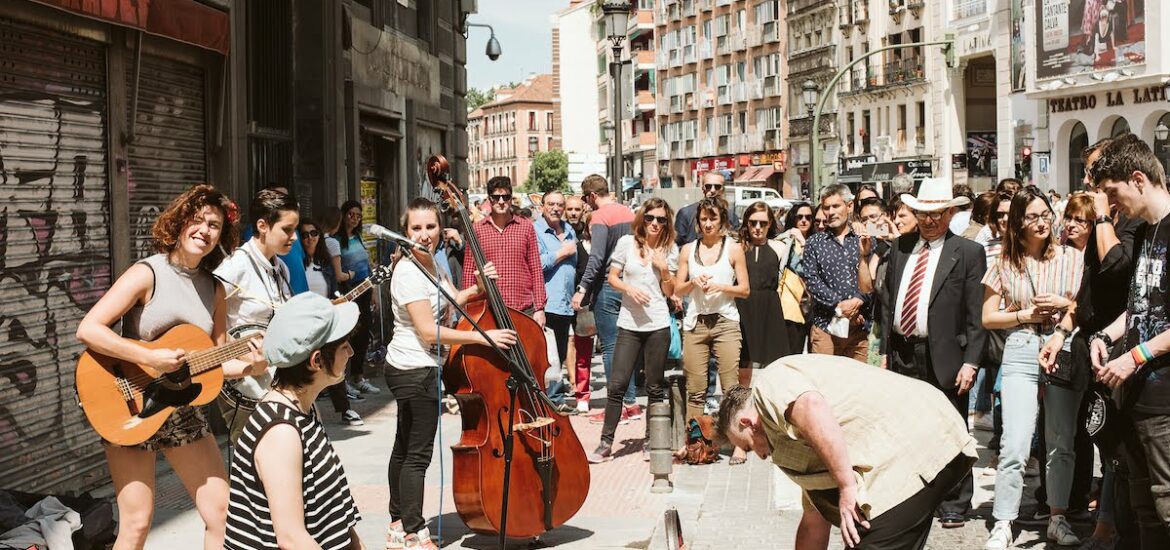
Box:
[465,23,502,61]
[528,136,539,154]
[1022,135,1036,148]
[802,80,819,117]
[602,0,632,195]
[1156,122,1169,141]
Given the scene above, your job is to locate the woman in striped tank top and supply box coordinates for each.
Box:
[981,186,1085,549]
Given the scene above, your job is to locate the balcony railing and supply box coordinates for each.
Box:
[883,57,925,86]
[698,38,712,60]
[683,45,696,64]
[951,0,987,21]
[732,33,747,52]
[787,114,835,138]
[731,82,747,103]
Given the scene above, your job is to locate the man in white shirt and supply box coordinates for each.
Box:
[879,178,988,529]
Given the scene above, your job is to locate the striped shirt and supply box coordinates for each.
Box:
[225,401,360,550]
[982,244,1084,319]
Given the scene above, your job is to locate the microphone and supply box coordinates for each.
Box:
[367,224,429,252]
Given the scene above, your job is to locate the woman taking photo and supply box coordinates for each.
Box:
[300,218,363,427]
[213,188,299,442]
[781,203,814,353]
[76,185,256,549]
[384,198,515,549]
[675,198,750,427]
[224,293,364,550]
[981,186,1084,550]
[338,200,379,397]
[586,198,678,463]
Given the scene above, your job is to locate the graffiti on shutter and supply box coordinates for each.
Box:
[0,17,113,493]
[127,55,207,261]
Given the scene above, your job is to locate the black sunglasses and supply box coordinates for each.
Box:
[304,229,320,238]
[703,184,724,191]
[489,194,513,203]
[795,214,814,221]
[747,219,770,228]
[645,214,669,225]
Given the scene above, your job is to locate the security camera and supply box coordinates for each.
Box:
[486,36,501,61]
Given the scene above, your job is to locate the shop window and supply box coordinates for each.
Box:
[1111,117,1131,138]
[1069,122,1088,193]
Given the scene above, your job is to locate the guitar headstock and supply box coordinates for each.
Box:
[369,263,393,286]
[426,154,466,214]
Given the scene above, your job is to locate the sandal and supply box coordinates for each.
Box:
[729,456,747,466]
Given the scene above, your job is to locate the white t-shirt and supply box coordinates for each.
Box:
[213,240,292,399]
[325,235,342,258]
[611,235,678,332]
[306,262,329,297]
[386,259,456,370]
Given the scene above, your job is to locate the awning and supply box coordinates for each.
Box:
[735,166,775,183]
[32,0,230,55]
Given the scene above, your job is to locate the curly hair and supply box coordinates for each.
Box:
[633,198,675,253]
[694,197,731,235]
[151,184,240,271]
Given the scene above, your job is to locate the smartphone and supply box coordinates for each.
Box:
[865,221,889,239]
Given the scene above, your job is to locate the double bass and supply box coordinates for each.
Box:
[426,155,590,539]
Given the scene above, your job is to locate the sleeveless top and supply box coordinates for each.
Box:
[225,401,361,550]
[122,254,216,341]
[683,236,740,331]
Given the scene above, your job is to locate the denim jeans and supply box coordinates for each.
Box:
[593,282,636,404]
[600,327,670,446]
[384,366,441,534]
[1123,412,1170,549]
[992,329,1083,520]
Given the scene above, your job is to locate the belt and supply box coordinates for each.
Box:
[894,333,929,346]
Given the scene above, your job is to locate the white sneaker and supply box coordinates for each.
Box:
[974,414,994,432]
[341,409,364,426]
[985,520,1013,549]
[356,378,382,394]
[1048,515,1081,546]
[576,399,589,413]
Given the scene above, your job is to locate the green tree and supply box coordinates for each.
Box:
[526,150,569,193]
[466,87,495,111]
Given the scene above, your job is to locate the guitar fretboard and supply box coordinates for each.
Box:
[186,334,262,373]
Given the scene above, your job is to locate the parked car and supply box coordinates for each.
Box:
[724,185,792,219]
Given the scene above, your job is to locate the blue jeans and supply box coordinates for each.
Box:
[993,329,1084,520]
[593,283,636,404]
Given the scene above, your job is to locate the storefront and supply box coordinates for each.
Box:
[0,0,229,494]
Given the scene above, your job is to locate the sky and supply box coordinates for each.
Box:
[465,0,559,91]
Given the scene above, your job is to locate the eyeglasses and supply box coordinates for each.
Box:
[1064,216,1091,226]
[1023,212,1056,225]
[304,230,320,238]
[645,214,669,225]
[703,184,724,191]
[913,210,947,221]
[489,194,513,203]
[747,219,770,228]
[814,218,828,226]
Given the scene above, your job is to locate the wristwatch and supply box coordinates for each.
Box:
[1095,214,1114,226]
[1054,326,1072,339]
[1091,331,1114,348]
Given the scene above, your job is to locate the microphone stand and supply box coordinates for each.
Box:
[401,251,554,549]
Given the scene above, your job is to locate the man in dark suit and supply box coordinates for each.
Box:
[880,178,987,529]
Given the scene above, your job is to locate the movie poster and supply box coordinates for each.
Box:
[1036,0,1146,80]
[1011,0,1027,91]
[967,133,998,178]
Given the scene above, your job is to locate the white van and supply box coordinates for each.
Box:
[724,186,792,219]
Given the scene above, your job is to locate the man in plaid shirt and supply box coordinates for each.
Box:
[462,176,547,327]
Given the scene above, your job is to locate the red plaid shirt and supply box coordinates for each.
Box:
[462,215,547,312]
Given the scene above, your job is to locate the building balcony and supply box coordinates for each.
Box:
[698,38,713,60]
[731,33,747,52]
[731,82,747,103]
[747,132,765,151]
[789,0,831,16]
[698,0,713,11]
[882,57,925,86]
[748,26,764,48]
[787,114,836,138]
[683,45,697,65]
[636,49,656,71]
[630,9,655,39]
[749,79,764,100]
[951,0,987,22]
[636,90,656,113]
[657,142,670,158]
[699,87,715,108]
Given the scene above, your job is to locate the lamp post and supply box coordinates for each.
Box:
[602,0,631,196]
[809,35,955,199]
[801,81,818,197]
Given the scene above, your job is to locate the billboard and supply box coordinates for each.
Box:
[967,133,998,178]
[1011,0,1026,91]
[1036,0,1146,80]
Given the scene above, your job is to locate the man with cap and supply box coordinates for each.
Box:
[224,293,365,550]
[879,177,988,529]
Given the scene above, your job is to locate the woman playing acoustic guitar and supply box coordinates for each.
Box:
[75,185,264,550]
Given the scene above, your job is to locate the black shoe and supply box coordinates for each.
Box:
[939,512,966,529]
[552,402,576,415]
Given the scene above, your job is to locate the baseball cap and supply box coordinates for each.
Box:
[263,293,359,368]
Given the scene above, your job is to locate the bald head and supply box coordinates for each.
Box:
[702,171,726,199]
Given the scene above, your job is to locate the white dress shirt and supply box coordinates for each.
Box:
[893,235,945,337]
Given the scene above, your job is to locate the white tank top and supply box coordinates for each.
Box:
[683,236,740,330]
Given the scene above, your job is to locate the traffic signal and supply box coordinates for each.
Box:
[1017,146,1033,181]
[943,33,956,69]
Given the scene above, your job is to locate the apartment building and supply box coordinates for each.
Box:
[597,0,659,191]
[467,74,556,191]
[654,0,788,193]
[553,1,606,191]
[785,0,839,198]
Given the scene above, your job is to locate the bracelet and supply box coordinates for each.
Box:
[1131,343,1155,367]
[1092,331,1114,348]
[1015,311,1022,325]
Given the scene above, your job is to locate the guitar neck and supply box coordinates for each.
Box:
[333,279,372,304]
[186,334,260,374]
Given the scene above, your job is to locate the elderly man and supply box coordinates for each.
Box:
[879,177,986,529]
[803,184,872,360]
[535,191,578,413]
[675,171,740,246]
[719,354,977,550]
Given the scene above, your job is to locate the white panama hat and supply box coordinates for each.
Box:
[900,177,971,212]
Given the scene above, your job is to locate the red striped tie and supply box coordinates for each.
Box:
[899,244,930,336]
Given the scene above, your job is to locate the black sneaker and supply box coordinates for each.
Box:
[587,444,613,464]
[552,402,577,415]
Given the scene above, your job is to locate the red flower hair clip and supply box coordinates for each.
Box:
[224,200,240,225]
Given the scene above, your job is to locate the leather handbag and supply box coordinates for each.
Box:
[777,240,808,324]
[683,416,721,465]
[1044,348,1075,387]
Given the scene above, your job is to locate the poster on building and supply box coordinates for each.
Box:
[360,178,379,265]
[1036,0,1146,80]
[967,133,998,178]
[1011,0,1027,91]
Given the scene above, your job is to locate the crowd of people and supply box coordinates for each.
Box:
[70,132,1170,550]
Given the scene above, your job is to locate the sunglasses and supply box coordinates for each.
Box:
[645,214,669,225]
[304,229,320,238]
[1065,216,1091,226]
[703,184,724,191]
[489,194,513,203]
[747,219,770,228]
[814,219,827,226]
[913,210,947,221]
[795,214,814,221]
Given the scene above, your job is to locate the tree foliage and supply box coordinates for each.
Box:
[525,150,569,193]
[466,87,496,111]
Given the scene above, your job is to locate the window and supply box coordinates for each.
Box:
[1111,117,1131,137]
[528,111,537,131]
[547,112,553,132]
[1069,122,1088,192]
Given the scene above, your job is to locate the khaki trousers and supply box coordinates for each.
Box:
[683,314,741,422]
[809,325,869,363]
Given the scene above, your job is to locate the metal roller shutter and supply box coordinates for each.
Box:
[127,55,208,260]
[0,16,113,493]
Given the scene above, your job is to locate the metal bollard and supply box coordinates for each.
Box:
[648,401,673,493]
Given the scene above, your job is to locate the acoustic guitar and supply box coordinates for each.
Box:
[75,325,262,446]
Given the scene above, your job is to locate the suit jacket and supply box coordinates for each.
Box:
[880,231,987,389]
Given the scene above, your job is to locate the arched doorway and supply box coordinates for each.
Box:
[1112,117,1131,137]
[1156,113,1170,177]
[1069,122,1088,192]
